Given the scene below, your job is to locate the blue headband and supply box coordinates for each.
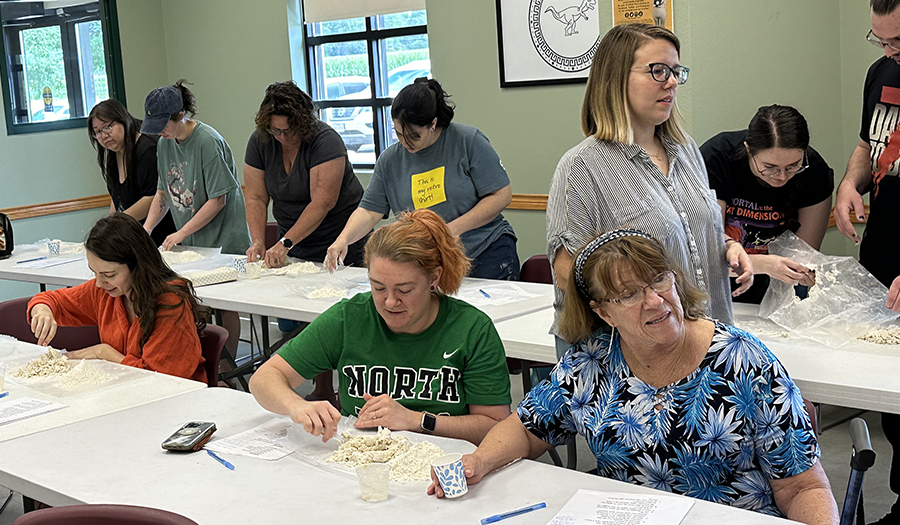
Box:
[573,229,654,301]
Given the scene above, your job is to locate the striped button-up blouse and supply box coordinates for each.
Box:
[546,133,734,335]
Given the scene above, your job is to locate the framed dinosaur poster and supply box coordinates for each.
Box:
[495,0,602,87]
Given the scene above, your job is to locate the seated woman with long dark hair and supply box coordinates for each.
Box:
[28,214,210,383]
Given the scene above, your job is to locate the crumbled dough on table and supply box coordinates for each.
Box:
[327,428,411,467]
[267,261,321,276]
[389,441,445,482]
[308,284,348,299]
[161,250,205,265]
[13,349,70,378]
[325,428,446,482]
[58,359,115,390]
[858,326,900,345]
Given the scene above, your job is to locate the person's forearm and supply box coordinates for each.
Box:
[471,415,547,473]
[122,195,154,221]
[447,186,511,238]
[784,488,839,525]
[144,191,168,231]
[552,247,573,293]
[245,194,270,248]
[427,412,508,446]
[335,207,383,245]
[249,366,307,417]
[749,254,770,276]
[842,143,874,195]
[176,195,227,238]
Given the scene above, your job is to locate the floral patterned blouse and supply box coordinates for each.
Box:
[518,321,819,517]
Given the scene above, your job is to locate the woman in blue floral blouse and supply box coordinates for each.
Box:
[429,229,838,523]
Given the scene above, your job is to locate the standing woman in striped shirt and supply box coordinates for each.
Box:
[546,23,752,359]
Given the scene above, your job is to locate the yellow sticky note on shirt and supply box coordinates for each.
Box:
[411,167,447,209]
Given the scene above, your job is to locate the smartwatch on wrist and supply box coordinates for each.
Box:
[279,237,293,249]
[421,412,436,433]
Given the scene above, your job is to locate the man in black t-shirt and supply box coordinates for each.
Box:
[834,1,900,522]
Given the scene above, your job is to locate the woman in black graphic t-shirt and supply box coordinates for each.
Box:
[701,105,834,303]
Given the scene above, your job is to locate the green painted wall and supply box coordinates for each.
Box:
[0,0,889,304]
[426,0,860,262]
[158,0,293,172]
[118,0,168,115]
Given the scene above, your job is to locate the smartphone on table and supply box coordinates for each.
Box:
[161,421,217,452]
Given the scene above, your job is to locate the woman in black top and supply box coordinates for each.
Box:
[701,105,834,303]
[244,81,365,269]
[88,99,175,246]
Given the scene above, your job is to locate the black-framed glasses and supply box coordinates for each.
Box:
[606,271,676,307]
[867,29,900,52]
[751,152,808,178]
[92,121,114,137]
[633,63,690,85]
[267,126,290,136]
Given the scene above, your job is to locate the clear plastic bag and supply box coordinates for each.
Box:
[286,278,369,300]
[758,231,899,347]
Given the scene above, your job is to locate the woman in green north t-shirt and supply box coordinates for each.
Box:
[249,210,512,445]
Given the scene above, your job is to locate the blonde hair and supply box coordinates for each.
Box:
[364,210,470,295]
[558,235,707,343]
[581,23,688,144]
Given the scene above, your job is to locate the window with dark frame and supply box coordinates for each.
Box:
[305,10,430,169]
[0,0,125,135]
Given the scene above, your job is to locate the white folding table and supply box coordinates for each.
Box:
[0,387,792,524]
[494,304,900,415]
[0,340,205,444]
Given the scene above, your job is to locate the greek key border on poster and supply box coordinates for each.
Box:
[495,0,599,88]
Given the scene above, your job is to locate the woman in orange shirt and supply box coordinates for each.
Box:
[28,214,210,383]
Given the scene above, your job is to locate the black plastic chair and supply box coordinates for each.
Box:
[199,324,228,388]
[841,418,876,525]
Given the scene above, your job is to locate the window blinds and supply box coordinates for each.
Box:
[303,0,426,23]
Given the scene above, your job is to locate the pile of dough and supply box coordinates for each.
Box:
[161,250,205,265]
[13,349,70,378]
[858,326,900,345]
[325,427,446,482]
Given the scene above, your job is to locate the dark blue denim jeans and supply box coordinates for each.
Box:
[469,234,520,280]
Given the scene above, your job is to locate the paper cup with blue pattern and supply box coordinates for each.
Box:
[431,453,468,498]
[232,257,246,274]
[48,240,60,256]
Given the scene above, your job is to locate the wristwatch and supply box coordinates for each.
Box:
[421,412,437,433]
[279,237,293,249]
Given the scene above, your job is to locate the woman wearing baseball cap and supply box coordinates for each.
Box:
[142,79,250,377]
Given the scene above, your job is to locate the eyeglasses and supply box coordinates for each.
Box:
[606,271,676,307]
[267,126,290,136]
[632,63,690,85]
[750,152,808,178]
[93,122,114,137]
[866,29,900,52]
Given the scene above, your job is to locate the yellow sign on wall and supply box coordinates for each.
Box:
[613,0,673,32]
[411,167,447,210]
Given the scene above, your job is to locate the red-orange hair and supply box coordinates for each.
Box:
[364,209,471,295]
